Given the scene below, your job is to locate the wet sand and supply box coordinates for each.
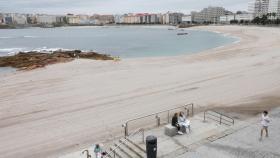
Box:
[0,26,280,158]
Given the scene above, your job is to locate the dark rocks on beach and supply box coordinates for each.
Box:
[0,50,114,70]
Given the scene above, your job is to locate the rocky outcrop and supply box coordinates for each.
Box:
[0,50,114,70]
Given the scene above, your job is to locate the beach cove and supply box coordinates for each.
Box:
[0,25,280,158]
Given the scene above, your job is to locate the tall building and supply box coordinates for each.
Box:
[27,14,37,24]
[12,13,27,25]
[219,15,235,24]
[192,6,228,23]
[182,15,192,24]
[66,14,80,24]
[114,15,124,24]
[3,14,13,25]
[249,0,269,17]
[36,15,57,24]
[268,0,280,17]
[162,12,183,24]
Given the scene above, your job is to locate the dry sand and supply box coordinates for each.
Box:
[0,25,280,158]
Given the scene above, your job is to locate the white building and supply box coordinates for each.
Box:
[219,13,254,24]
[150,14,158,23]
[182,15,192,23]
[36,15,57,24]
[12,14,27,24]
[162,12,183,24]
[77,15,90,24]
[114,15,124,24]
[162,13,170,24]
[192,6,228,23]
[219,15,235,24]
[249,0,269,17]
[67,15,80,24]
[157,14,163,24]
[235,14,254,21]
[268,0,280,17]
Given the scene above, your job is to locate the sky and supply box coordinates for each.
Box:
[0,0,252,14]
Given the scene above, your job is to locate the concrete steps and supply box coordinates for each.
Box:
[106,138,146,158]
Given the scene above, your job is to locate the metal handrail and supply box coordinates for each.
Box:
[204,110,234,126]
[104,128,145,158]
[123,103,194,136]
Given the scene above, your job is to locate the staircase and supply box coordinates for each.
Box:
[105,129,146,158]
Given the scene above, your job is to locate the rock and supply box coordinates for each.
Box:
[0,50,114,70]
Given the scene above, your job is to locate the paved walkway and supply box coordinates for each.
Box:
[177,108,280,158]
[60,108,280,158]
[130,112,244,158]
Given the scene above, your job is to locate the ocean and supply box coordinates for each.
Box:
[0,25,237,76]
[0,25,237,58]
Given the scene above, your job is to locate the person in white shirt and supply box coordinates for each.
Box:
[260,111,270,141]
[178,111,191,133]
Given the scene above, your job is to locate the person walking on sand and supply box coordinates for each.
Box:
[172,113,183,135]
[259,111,270,141]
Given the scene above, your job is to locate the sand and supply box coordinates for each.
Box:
[0,25,280,158]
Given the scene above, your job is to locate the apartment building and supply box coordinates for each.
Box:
[192,6,228,23]
[66,14,80,24]
[219,13,254,24]
[162,12,183,24]
[36,15,57,24]
[26,15,37,24]
[3,14,13,25]
[235,13,254,21]
[182,15,192,23]
[249,0,269,17]
[219,15,235,24]
[12,14,27,25]
[268,0,280,17]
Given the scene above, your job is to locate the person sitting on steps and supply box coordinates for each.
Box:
[172,113,183,135]
[178,111,191,133]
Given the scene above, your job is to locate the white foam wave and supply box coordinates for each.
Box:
[31,47,70,53]
[22,35,38,38]
[0,47,74,56]
[0,37,13,39]
[0,35,38,39]
[0,48,26,52]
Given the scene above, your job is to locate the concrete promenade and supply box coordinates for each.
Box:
[177,107,280,158]
[60,107,280,158]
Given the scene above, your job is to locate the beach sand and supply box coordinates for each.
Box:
[0,25,280,158]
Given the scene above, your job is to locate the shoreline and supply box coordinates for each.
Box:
[0,25,280,158]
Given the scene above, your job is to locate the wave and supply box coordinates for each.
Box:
[0,37,13,39]
[32,47,71,52]
[22,35,38,38]
[0,36,38,39]
[0,47,75,56]
[0,48,26,52]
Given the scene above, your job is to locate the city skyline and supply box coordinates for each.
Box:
[0,0,251,14]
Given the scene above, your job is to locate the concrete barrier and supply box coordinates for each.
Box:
[164,124,177,137]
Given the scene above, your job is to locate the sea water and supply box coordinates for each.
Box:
[0,25,237,58]
[0,26,237,75]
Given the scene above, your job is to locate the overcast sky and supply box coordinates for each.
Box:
[0,0,252,14]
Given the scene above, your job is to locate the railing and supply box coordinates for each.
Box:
[204,110,234,126]
[104,128,145,158]
[123,103,194,137]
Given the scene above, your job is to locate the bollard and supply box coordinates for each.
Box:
[146,135,157,158]
[156,115,160,126]
[122,123,128,137]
